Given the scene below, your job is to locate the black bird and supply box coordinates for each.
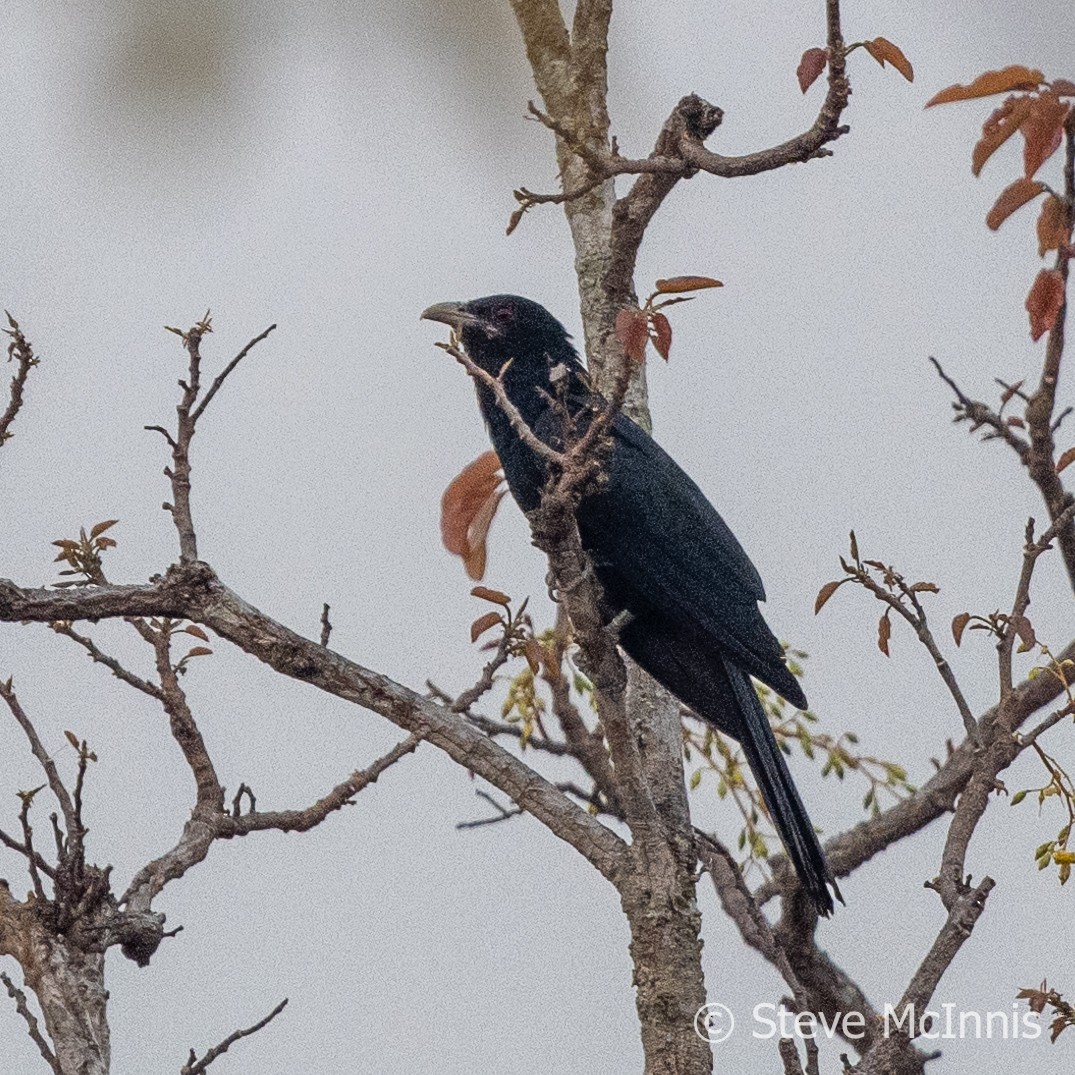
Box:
[422,294,840,915]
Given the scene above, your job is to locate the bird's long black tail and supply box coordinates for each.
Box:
[720,656,841,917]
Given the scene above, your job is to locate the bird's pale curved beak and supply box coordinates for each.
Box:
[420,302,483,332]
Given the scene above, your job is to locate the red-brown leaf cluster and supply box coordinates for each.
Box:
[440,451,506,580]
[930,65,1073,344]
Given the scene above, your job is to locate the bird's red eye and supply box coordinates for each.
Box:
[494,306,514,324]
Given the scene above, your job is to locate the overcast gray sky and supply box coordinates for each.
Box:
[1,1,1074,1072]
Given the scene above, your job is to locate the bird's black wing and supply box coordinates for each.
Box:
[574,412,805,707]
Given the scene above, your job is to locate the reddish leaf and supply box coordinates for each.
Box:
[1011,614,1037,651]
[972,95,1036,176]
[650,312,672,361]
[926,65,1044,107]
[1026,269,1066,342]
[654,276,724,294]
[1007,416,1026,428]
[471,585,511,607]
[1022,92,1070,178]
[797,47,829,94]
[877,612,891,657]
[985,177,1045,231]
[1056,446,1075,474]
[863,38,914,82]
[90,519,119,539]
[185,646,213,658]
[183,625,210,641]
[1017,985,1050,1015]
[441,451,505,581]
[615,307,650,364]
[463,489,506,581]
[814,579,845,614]
[952,612,971,647]
[1037,196,1072,257]
[470,611,502,643]
[909,581,939,593]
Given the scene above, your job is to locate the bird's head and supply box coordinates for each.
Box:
[421,294,576,377]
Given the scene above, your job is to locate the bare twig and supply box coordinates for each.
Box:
[181,997,288,1075]
[1018,702,1075,748]
[457,789,526,829]
[191,324,276,423]
[696,832,810,1013]
[840,546,977,739]
[0,679,79,847]
[1,971,61,1075]
[319,603,332,647]
[863,880,993,1073]
[50,621,163,699]
[158,317,277,562]
[930,357,1031,462]
[999,507,1075,697]
[0,313,38,449]
[18,791,47,900]
[223,733,422,836]
[0,824,56,878]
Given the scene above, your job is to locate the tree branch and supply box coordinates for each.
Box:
[223,733,422,836]
[1,971,61,1075]
[754,634,1075,904]
[0,313,38,449]
[0,679,79,853]
[0,561,630,892]
[181,997,288,1075]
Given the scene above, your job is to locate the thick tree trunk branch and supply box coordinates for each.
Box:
[0,564,628,886]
